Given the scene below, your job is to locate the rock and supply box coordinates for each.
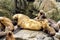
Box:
[57,21,60,28]
[0,29,59,40]
[55,31,60,39]
[0,32,7,40]
[0,32,7,37]
[14,30,59,40]
[53,36,59,40]
[44,37,53,40]
[47,18,59,32]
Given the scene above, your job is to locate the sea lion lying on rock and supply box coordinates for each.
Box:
[0,17,14,32]
[34,10,59,32]
[12,14,56,36]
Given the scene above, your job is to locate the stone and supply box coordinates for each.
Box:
[55,32,60,39]
[14,30,59,40]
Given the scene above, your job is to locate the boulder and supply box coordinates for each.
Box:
[14,30,59,40]
[0,29,59,40]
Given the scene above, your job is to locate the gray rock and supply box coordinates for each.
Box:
[44,37,52,40]
[0,29,60,40]
[0,32,6,37]
[14,30,59,40]
[55,32,60,39]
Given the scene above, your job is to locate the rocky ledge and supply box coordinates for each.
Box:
[14,30,59,40]
[0,29,60,40]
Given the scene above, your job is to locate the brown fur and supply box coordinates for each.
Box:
[6,31,15,40]
[34,10,59,32]
[47,19,59,32]
[0,17,14,31]
[13,14,41,30]
[39,19,56,36]
[34,10,46,21]
[13,14,56,36]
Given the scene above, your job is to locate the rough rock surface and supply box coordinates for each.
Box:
[14,30,59,40]
[55,29,60,39]
[0,29,60,40]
